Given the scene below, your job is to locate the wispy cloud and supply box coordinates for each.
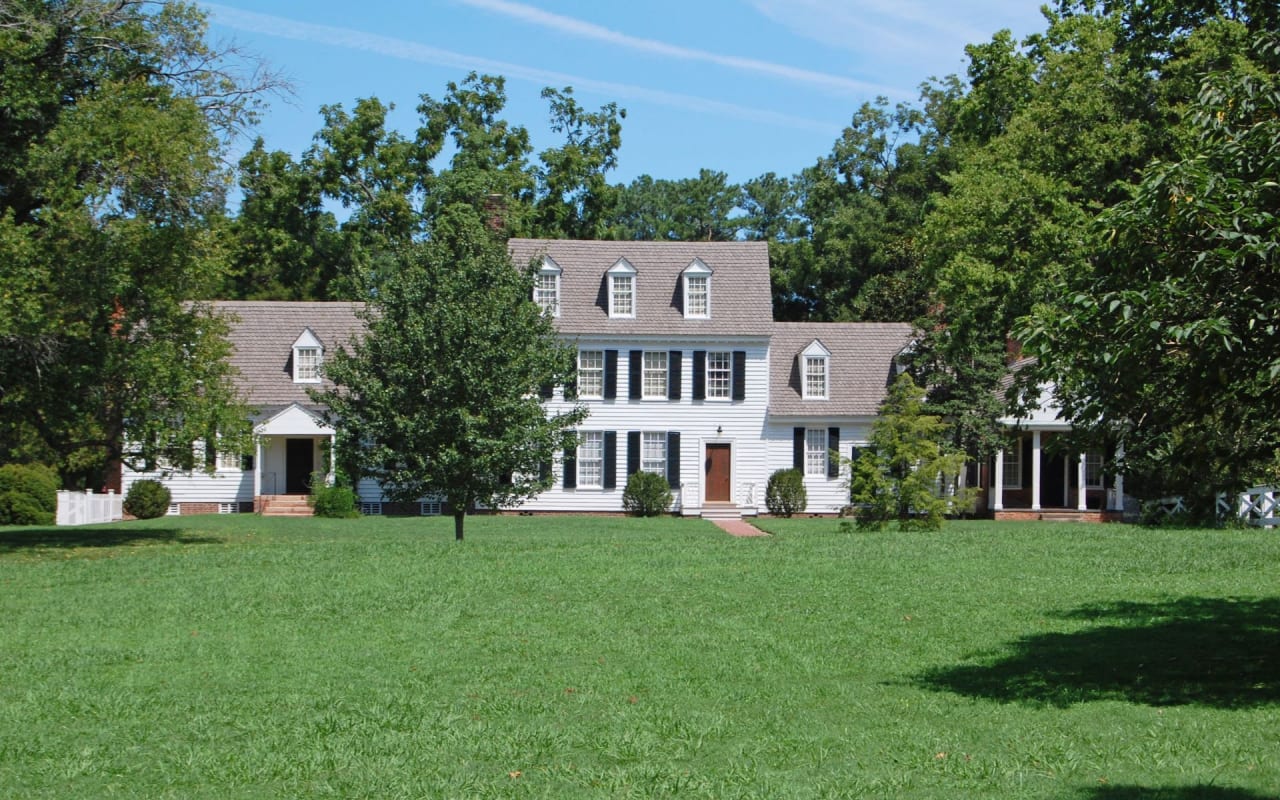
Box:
[458,0,895,96]
[747,0,1046,75]
[203,3,837,133]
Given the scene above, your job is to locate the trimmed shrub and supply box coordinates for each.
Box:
[0,463,58,525]
[309,484,359,519]
[765,468,807,517]
[124,479,171,520]
[622,471,672,517]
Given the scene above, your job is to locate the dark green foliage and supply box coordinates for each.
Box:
[0,463,57,514]
[0,490,50,526]
[316,204,586,541]
[621,471,672,517]
[0,1,258,484]
[1019,30,1280,504]
[765,468,807,517]
[849,374,967,531]
[123,480,171,520]
[0,463,57,525]
[308,483,359,519]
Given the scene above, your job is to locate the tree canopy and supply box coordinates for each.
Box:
[316,205,586,541]
[0,0,277,485]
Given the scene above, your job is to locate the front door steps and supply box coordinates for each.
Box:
[258,494,313,517]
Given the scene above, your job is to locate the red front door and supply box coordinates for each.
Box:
[705,444,731,502]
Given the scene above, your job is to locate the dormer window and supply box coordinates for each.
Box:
[801,339,830,399]
[607,258,636,318]
[682,258,712,319]
[535,256,561,317]
[292,328,324,384]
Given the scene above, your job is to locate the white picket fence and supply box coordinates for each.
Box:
[1147,486,1277,527]
[55,490,124,526]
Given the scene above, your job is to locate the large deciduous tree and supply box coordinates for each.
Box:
[1019,31,1280,508]
[0,0,275,485]
[316,205,586,541]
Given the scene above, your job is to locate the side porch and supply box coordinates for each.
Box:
[984,428,1128,522]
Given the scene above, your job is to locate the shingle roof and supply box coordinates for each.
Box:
[769,322,915,416]
[508,238,773,337]
[212,301,365,412]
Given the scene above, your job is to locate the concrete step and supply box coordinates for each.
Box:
[259,495,314,517]
[700,503,743,521]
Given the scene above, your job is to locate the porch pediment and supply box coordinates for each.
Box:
[254,404,333,437]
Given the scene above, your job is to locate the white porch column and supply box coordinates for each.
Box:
[328,434,337,485]
[1031,431,1042,511]
[1076,453,1088,510]
[993,448,1005,511]
[253,437,263,500]
[1111,442,1125,511]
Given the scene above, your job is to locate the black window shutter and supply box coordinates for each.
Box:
[692,351,706,400]
[628,351,642,400]
[848,445,862,463]
[793,427,805,471]
[539,381,554,399]
[604,349,618,399]
[827,427,841,478]
[563,445,577,489]
[603,431,617,489]
[732,351,746,401]
[627,431,641,475]
[539,460,552,484]
[667,431,681,489]
[668,350,682,400]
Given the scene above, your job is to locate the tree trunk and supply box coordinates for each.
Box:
[453,509,465,541]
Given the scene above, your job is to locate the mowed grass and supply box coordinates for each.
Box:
[1,515,1278,799]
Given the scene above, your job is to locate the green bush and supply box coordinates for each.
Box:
[309,483,360,518]
[765,469,807,517]
[124,479,171,520]
[0,463,58,525]
[622,471,672,517]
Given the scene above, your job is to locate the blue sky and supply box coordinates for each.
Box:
[204,1,1049,186]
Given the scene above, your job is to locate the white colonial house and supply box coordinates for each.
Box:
[121,238,919,518]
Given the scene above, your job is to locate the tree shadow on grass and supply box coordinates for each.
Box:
[915,597,1280,709]
[1073,785,1276,799]
[0,526,223,553]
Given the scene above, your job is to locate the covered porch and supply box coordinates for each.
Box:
[252,404,335,514]
[987,429,1126,522]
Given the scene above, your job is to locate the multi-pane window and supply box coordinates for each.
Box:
[578,350,604,399]
[217,448,241,471]
[578,431,604,488]
[1084,452,1104,487]
[535,272,559,316]
[641,432,667,475]
[805,428,828,476]
[642,351,668,399]
[295,347,320,382]
[420,498,442,516]
[1002,442,1022,487]
[804,355,827,399]
[611,274,634,317]
[707,351,731,399]
[686,275,708,317]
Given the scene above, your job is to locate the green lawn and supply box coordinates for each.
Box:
[1,515,1277,799]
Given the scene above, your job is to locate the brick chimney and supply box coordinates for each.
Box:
[483,193,505,233]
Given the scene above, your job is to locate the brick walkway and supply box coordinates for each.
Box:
[710,517,770,537]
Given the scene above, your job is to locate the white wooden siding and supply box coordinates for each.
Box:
[518,339,773,515]
[121,463,251,504]
[763,420,874,514]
